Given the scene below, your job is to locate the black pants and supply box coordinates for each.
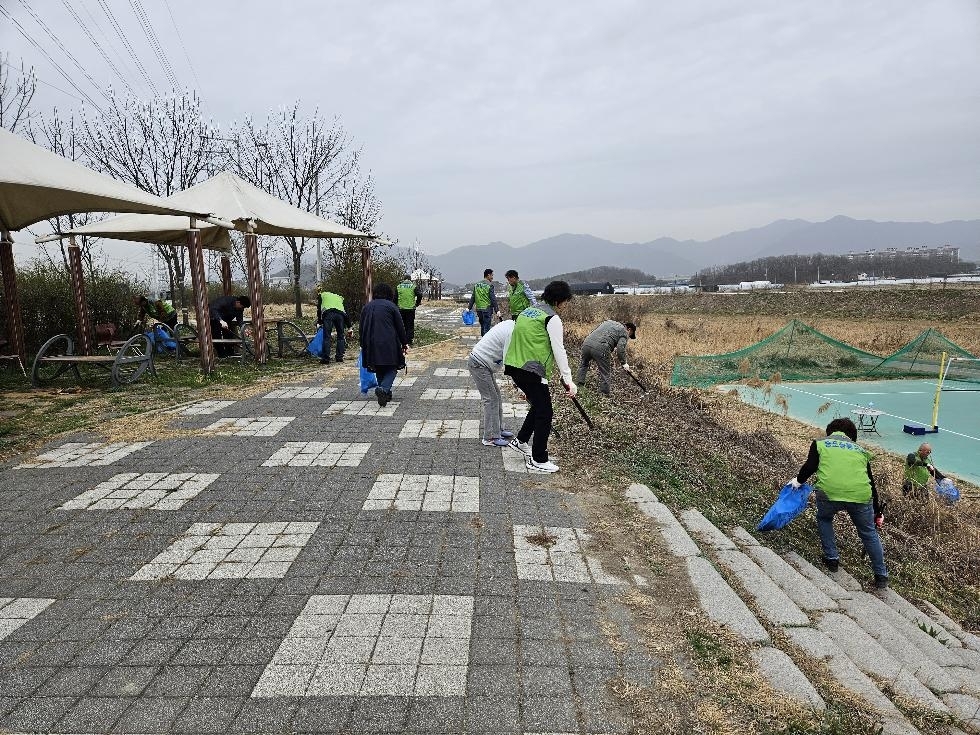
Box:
[400,309,416,345]
[210,319,238,357]
[509,368,553,463]
[320,310,346,361]
[162,312,178,329]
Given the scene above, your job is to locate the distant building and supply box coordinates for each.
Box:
[569,282,615,295]
[844,245,960,261]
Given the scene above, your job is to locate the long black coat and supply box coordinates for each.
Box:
[359,298,408,370]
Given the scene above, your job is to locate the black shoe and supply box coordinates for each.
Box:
[823,557,840,573]
[375,387,390,407]
[335,355,344,362]
[320,358,331,365]
[874,574,888,590]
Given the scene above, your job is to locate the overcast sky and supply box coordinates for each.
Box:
[3,0,979,270]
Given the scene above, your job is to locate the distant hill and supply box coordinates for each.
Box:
[526,266,656,289]
[429,217,980,285]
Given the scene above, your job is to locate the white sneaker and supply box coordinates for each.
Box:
[526,457,559,473]
[508,438,531,455]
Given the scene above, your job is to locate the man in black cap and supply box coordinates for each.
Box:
[208,294,251,357]
[577,320,637,396]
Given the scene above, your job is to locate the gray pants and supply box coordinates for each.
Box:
[578,343,612,395]
[468,355,504,439]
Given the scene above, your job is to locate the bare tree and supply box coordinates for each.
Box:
[0,53,37,132]
[77,91,218,307]
[229,103,360,317]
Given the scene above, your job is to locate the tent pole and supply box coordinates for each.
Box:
[244,225,268,364]
[0,226,26,365]
[67,235,94,356]
[186,220,216,374]
[220,255,232,296]
[361,243,373,305]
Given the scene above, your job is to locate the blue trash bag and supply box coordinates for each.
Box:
[307,326,324,358]
[146,325,177,353]
[757,482,812,532]
[461,309,476,326]
[936,478,960,504]
[357,352,379,394]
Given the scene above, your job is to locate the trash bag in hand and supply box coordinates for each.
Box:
[757,482,812,532]
[461,309,476,326]
[307,326,324,358]
[357,351,379,395]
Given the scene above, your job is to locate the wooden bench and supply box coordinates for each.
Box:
[31,334,155,388]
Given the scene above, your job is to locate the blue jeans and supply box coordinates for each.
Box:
[477,309,493,336]
[320,311,346,361]
[375,367,398,393]
[815,494,887,578]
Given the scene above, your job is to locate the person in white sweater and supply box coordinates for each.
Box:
[467,319,516,446]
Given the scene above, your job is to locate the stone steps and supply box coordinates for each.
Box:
[626,488,980,733]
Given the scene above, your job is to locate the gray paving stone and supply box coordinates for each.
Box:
[715,548,811,627]
[730,525,760,546]
[751,647,825,710]
[943,693,980,730]
[783,551,855,600]
[921,600,980,654]
[679,508,736,550]
[626,492,701,558]
[685,556,770,643]
[740,544,836,612]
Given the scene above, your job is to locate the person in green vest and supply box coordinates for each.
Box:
[136,295,178,330]
[316,289,352,364]
[789,417,887,589]
[902,443,945,500]
[396,274,423,345]
[504,280,576,474]
[504,269,537,319]
[467,268,500,336]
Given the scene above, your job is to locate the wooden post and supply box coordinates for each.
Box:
[67,236,94,355]
[361,243,373,304]
[0,226,26,365]
[244,226,268,364]
[186,222,216,374]
[220,255,232,296]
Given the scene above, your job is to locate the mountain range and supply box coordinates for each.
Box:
[427,216,980,285]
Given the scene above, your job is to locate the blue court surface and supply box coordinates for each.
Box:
[721,379,980,487]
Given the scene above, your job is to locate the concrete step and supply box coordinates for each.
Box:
[878,589,963,651]
[947,666,980,696]
[784,626,921,735]
[751,647,825,710]
[624,484,701,558]
[715,548,811,627]
[684,555,770,643]
[920,601,980,654]
[740,543,837,612]
[839,593,965,669]
[783,551,858,600]
[679,508,736,550]
[943,694,980,732]
[817,613,949,712]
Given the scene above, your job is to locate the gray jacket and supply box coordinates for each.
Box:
[583,320,629,363]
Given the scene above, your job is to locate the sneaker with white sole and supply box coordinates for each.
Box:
[500,430,515,439]
[508,438,531,455]
[526,457,559,473]
[481,438,510,447]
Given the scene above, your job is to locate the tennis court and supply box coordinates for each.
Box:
[722,378,980,487]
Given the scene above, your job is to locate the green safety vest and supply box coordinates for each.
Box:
[319,291,345,312]
[814,432,873,503]
[473,281,492,310]
[504,305,555,379]
[508,281,531,315]
[397,281,417,309]
[156,300,176,317]
[905,454,935,489]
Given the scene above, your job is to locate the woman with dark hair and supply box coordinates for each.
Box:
[359,283,409,406]
[503,280,576,473]
[789,417,887,589]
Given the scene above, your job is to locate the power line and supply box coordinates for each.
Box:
[0,4,105,113]
[162,0,204,96]
[77,0,147,96]
[14,0,112,103]
[95,0,159,97]
[59,0,136,96]
[34,74,90,104]
[128,0,180,90]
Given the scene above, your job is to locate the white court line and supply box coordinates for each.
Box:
[772,384,980,443]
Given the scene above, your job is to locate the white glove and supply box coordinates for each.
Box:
[788,477,801,489]
[219,320,229,330]
[565,382,578,398]
[622,363,631,371]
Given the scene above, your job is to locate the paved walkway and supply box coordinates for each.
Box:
[0,311,655,734]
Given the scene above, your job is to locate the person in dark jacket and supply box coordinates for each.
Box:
[208,294,250,357]
[789,417,887,589]
[136,296,178,329]
[577,320,637,396]
[359,283,409,407]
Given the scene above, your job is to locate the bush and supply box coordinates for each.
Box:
[1,261,146,356]
[316,244,405,321]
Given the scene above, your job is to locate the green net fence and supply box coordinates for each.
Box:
[670,321,979,388]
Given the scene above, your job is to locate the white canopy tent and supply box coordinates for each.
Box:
[0,127,229,365]
[42,171,376,370]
